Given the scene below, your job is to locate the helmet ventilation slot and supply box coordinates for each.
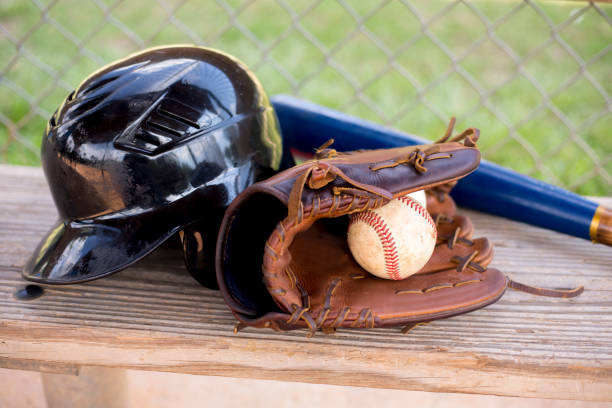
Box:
[157,99,202,129]
[113,74,234,155]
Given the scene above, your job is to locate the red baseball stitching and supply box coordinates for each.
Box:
[350,195,436,280]
[350,211,401,280]
[397,195,437,233]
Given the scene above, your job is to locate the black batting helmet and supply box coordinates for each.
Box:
[23,45,286,286]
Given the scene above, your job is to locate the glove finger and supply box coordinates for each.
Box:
[433,213,474,244]
[426,185,457,216]
[418,236,493,274]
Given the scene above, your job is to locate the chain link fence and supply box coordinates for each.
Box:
[1,0,610,194]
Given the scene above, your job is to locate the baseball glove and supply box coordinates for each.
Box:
[216,125,583,336]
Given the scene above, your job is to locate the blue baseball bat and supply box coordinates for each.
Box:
[271,95,611,247]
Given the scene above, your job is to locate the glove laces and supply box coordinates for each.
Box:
[369,117,479,173]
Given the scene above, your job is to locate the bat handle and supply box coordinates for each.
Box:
[590,205,612,246]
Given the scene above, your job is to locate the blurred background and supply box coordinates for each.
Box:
[1,2,611,407]
[0,0,610,195]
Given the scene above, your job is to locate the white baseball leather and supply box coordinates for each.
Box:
[347,195,437,280]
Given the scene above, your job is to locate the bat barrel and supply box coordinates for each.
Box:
[452,162,598,242]
[272,95,611,247]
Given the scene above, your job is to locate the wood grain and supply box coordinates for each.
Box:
[0,164,610,401]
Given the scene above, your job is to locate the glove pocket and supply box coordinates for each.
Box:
[274,216,506,330]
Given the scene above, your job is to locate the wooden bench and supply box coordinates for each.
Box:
[1,164,610,403]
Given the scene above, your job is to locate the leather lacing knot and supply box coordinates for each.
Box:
[286,304,318,337]
[412,150,428,172]
[451,251,486,273]
[314,139,340,159]
[439,226,474,249]
[370,149,431,173]
[284,304,376,337]
[280,278,375,337]
[369,117,479,173]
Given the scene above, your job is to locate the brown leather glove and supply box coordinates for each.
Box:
[216,128,582,336]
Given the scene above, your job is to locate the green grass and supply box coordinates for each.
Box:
[1,0,610,194]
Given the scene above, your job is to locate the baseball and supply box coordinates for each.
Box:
[347,195,437,280]
[407,189,427,209]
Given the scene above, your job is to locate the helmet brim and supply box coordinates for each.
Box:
[22,211,181,284]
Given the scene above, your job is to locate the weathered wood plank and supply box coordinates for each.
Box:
[0,164,611,401]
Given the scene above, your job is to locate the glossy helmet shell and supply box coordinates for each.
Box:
[23,45,283,285]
